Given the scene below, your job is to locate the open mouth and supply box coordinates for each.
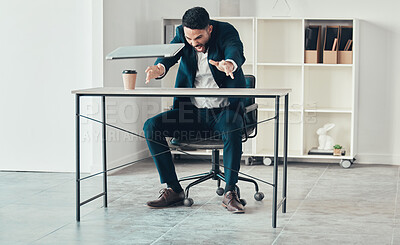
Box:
[195,45,204,51]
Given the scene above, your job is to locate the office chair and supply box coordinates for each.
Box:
[169,75,264,206]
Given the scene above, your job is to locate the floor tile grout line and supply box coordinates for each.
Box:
[271,164,329,245]
[244,165,256,174]
[391,166,400,245]
[269,230,395,237]
[29,222,75,244]
[16,173,108,198]
[150,195,218,245]
[34,177,77,195]
[0,175,78,209]
[15,175,94,244]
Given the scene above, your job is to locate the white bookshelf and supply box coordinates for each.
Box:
[160,17,358,167]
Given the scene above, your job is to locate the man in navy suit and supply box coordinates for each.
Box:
[144,7,246,213]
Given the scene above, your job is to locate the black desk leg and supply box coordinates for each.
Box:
[282,94,289,213]
[272,96,280,228]
[76,94,81,222]
[102,96,108,207]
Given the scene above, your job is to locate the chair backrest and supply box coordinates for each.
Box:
[244,75,256,104]
[243,75,257,139]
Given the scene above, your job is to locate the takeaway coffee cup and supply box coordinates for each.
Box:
[122,70,137,90]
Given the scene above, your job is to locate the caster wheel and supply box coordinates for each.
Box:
[254,192,264,201]
[183,198,194,207]
[244,157,253,166]
[216,187,224,196]
[340,160,352,169]
[240,199,247,206]
[263,157,273,166]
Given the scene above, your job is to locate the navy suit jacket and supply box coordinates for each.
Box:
[155,20,246,111]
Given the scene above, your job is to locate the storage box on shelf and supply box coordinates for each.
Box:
[160,17,358,167]
[338,26,353,64]
[304,25,322,63]
[323,25,340,64]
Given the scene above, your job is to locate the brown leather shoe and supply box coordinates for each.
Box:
[222,190,244,213]
[146,188,184,208]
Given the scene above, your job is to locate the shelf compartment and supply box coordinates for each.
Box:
[257,19,303,64]
[258,104,303,112]
[256,111,302,156]
[304,66,353,111]
[303,112,351,156]
[256,65,302,109]
[242,64,255,75]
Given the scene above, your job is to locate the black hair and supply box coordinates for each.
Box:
[182,7,210,29]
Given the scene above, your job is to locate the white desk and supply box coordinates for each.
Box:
[72,87,290,97]
[72,87,291,228]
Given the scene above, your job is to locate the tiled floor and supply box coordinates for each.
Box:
[0,159,399,244]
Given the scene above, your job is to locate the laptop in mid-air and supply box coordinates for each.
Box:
[105,43,185,60]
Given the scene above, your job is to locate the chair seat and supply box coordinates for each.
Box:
[169,137,224,150]
[169,126,255,150]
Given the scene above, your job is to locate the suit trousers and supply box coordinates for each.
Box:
[143,105,243,188]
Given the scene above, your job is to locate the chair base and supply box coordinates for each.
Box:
[178,149,262,202]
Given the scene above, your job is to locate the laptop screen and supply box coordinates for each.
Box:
[106,43,185,60]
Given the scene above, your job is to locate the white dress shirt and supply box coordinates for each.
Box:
[158,49,238,109]
[190,50,237,108]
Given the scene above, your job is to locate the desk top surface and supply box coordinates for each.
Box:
[71,87,291,97]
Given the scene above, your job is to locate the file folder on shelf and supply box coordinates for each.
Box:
[338,26,353,64]
[304,25,322,63]
[323,26,340,64]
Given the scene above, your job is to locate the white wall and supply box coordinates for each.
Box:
[101,0,154,173]
[0,0,95,172]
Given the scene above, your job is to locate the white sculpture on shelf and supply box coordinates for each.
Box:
[317,123,335,150]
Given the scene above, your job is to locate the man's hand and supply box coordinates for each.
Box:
[145,63,165,84]
[209,60,234,79]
